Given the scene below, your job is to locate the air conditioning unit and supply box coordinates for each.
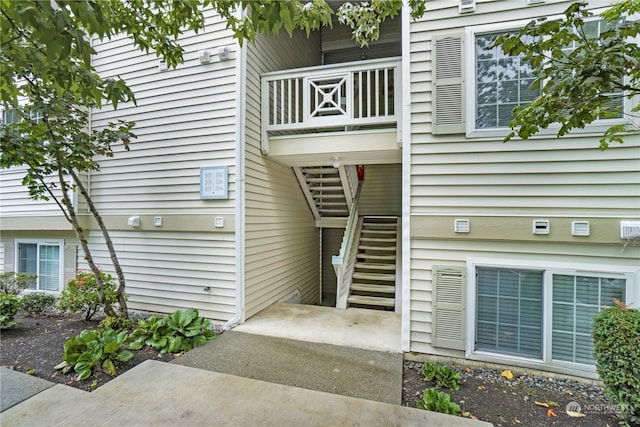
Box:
[620,221,640,239]
[459,0,476,14]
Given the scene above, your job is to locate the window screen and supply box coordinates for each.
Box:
[476,267,543,358]
[552,274,625,364]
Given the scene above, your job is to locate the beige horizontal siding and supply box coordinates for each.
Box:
[84,230,236,321]
[242,28,322,318]
[409,238,640,355]
[90,9,237,215]
[407,0,640,357]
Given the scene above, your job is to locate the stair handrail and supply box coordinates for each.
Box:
[333,183,362,309]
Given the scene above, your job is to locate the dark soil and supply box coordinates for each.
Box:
[402,361,621,426]
[1,311,623,426]
[0,311,173,392]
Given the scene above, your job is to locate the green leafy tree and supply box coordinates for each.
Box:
[496,0,640,149]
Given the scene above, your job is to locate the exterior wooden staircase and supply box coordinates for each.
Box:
[347,216,399,310]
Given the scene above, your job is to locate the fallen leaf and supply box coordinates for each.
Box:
[501,369,514,380]
[477,385,486,390]
[547,408,557,417]
[514,418,522,424]
[566,410,586,418]
[465,367,471,372]
[535,401,549,408]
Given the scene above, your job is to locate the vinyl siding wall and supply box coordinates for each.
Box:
[243,30,322,318]
[408,0,640,357]
[86,10,239,319]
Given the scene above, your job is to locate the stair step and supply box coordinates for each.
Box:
[360,237,396,243]
[361,229,396,235]
[303,167,338,175]
[352,272,396,281]
[309,185,343,191]
[319,208,349,214]
[358,245,396,252]
[351,283,395,294]
[347,295,395,307]
[313,193,345,201]
[355,263,395,271]
[306,177,341,184]
[356,254,396,261]
[317,202,348,207]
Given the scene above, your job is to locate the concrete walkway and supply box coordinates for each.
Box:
[1,328,492,426]
[1,360,490,427]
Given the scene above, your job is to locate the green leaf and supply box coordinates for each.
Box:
[102,358,116,376]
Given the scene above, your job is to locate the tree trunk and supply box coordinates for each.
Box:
[68,169,129,318]
[55,162,118,318]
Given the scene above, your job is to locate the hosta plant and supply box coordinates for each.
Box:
[417,388,461,415]
[56,328,134,380]
[129,308,216,354]
[422,361,462,390]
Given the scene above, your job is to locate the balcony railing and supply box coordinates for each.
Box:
[261,57,400,146]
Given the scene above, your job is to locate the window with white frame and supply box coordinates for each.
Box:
[16,240,63,292]
[465,17,631,137]
[474,31,540,130]
[472,264,631,370]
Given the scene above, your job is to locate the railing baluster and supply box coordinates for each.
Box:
[280,80,285,125]
[295,78,300,123]
[287,79,292,124]
[358,71,363,119]
[272,80,277,125]
[375,68,380,117]
[384,68,389,116]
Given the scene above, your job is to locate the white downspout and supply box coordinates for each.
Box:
[400,4,412,352]
[224,40,247,330]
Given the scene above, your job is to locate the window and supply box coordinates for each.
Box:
[469,259,636,375]
[552,274,624,364]
[474,32,540,129]
[1,108,18,125]
[464,17,632,138]
[476,268,543,358]
[16,241,63,292]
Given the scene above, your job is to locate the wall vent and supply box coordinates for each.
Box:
[454,219,470,233]
[458,0,476,13]
[620,221,640,239]
[532,220,550,235]
[572,221,590,237]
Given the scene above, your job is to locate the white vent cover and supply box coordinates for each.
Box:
[459,0,476,13]
[532,219,550,235]
[454,219,470,233]
[620,221,640,239]
[572,221,590,236]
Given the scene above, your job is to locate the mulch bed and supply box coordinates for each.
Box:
[1,311,623,425]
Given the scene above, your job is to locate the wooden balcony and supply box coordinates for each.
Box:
[261,58,401,159]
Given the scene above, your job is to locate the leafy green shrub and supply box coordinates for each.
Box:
[592,300,640,426]
[435,365,461,391]
[129,308,216,354]
[416,388,461,415]
[21,292,56,316]
[0,293,21,327]
[0,272,36,295]
[422,361,439,381]
[99,316,136,332]
[58,271,119,321]
[422,361,461,390]
[55,328,134,380]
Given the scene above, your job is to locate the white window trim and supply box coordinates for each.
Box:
[466,257,639,378]
[14,239,65,294]
[464,16,636,140]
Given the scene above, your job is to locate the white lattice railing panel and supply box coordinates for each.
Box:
[262,58,400,139]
